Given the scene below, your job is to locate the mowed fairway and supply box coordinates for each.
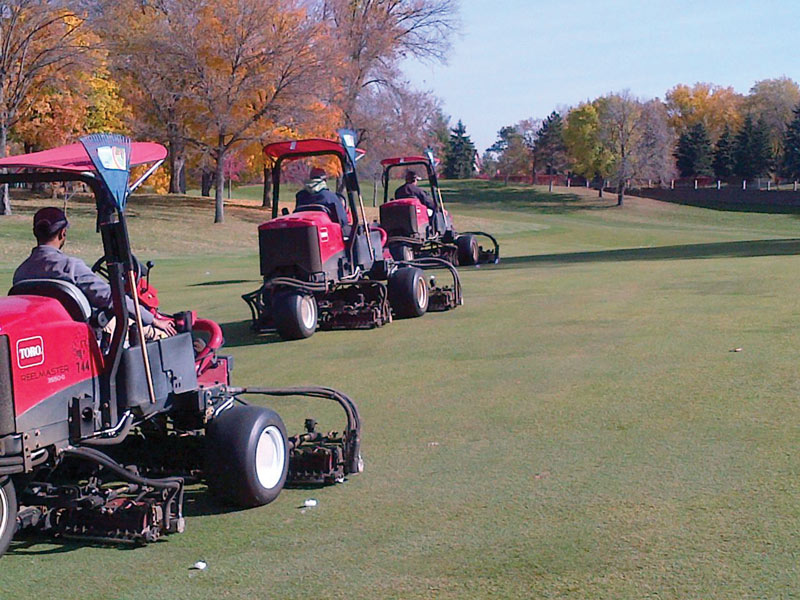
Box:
[1,181,799,598]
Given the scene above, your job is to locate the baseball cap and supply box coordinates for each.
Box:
[33,207,69,237]
[309,167,327,180]
[405,170,419,182]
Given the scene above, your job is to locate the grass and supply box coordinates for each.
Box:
[1,181,800,598]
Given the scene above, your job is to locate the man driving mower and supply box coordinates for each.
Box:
[14,206,176,341]
[295,166,349,229]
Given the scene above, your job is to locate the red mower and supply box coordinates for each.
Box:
[243,130,462,341]
[380,149,500,265]
[0,135,362,557]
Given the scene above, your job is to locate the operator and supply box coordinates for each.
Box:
[395,170,435,212]
[14,207,176,340]
[295,167,349,229]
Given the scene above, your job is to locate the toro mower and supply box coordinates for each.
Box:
[242,130,462,341]
[380,149,500,265]
[0,134,362,557]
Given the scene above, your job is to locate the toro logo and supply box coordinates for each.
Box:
[319,228,329,242]
[17,336,45,369]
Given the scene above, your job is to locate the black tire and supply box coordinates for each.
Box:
[205,405,289,508]
[0,477,17,558]
[457,234,479,266]
[273,290,317,340]
[388,243,413,262]
[388,266,428,319]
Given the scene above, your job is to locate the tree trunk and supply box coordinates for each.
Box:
[0,123,10,215]
[169,140,186,194]
[214,142,225,223]
[201,169,213,197]
[617,180,624,206]
[262,166,271,208]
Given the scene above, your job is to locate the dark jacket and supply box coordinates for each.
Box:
[395,182,435,210]
[295,188,349,228]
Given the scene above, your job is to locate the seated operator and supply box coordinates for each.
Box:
[294,167,349,229]
[394,170,435,212]
[14,207,176,341]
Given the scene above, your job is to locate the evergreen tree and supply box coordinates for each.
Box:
[533,111,567,174]
[734,115,772,179]
[782,104,800,180]
[443,120,476,179]
[712,125,736,179]
[674,122,712,177]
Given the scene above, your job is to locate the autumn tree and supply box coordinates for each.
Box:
[317,0,458,132]
[0,1,95,214]
[488,126,529,183]
[746,77,800,164]
[596,92,643,205]
[127,0,328,223]
[632,99,675,185]
[564,101,613,195]
[665,82,743,142]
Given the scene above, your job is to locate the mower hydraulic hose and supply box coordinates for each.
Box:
[228,386,362,475]
[82,411,135,445]
[128,269,157,405]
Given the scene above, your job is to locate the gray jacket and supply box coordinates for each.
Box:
[13,245,154,325]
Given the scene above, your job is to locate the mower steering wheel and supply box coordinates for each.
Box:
[91,254,144,282]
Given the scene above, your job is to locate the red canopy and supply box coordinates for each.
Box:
[264,138,365,161]
[380,156,429,167]
[0,142,167,172]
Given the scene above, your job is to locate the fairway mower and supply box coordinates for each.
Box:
[380,149,500,265]
[242,131,462,340]
[0,135,362,557]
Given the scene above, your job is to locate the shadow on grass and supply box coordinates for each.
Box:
[189,279,254,287]
[496,238,800,269]
[8,534,142,556]
[439,180,614,213]
[220,319,283,347]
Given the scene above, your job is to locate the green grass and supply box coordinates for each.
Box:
[1,182,800,598]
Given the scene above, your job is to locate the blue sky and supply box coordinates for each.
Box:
[402,0,800,153]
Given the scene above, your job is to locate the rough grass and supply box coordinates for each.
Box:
[1,181,799,598]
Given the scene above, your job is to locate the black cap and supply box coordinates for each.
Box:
[33,207,69,237]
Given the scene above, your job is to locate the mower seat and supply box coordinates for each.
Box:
[9,278,92,322]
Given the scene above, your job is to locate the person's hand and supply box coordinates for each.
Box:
[153,316,177,336]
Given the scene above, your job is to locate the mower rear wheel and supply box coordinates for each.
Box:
[388,266,428,318]
[273,291,317,340]
[457,234,479,266]
[0,477,17,558]
[205,406,289,508]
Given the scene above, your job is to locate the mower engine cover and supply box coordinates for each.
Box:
[379,198,429,237]
[258,212,345,279]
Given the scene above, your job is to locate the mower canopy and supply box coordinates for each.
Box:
[264,138,365,163]
[0,141,167,173]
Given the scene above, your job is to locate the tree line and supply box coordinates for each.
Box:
[0,0,459,221]
[485,78,800,204]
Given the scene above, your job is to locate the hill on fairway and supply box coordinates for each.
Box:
[0,181,799,598]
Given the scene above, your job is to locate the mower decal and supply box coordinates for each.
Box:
[319,228,329,242]
[16,336,44,369]
[96,145,127,170]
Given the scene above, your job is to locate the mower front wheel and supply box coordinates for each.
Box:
[457,234,479,266]
[205,406,289,508]
[273,291,318,340]
[0,477,17,558]
[388,266,428,319]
